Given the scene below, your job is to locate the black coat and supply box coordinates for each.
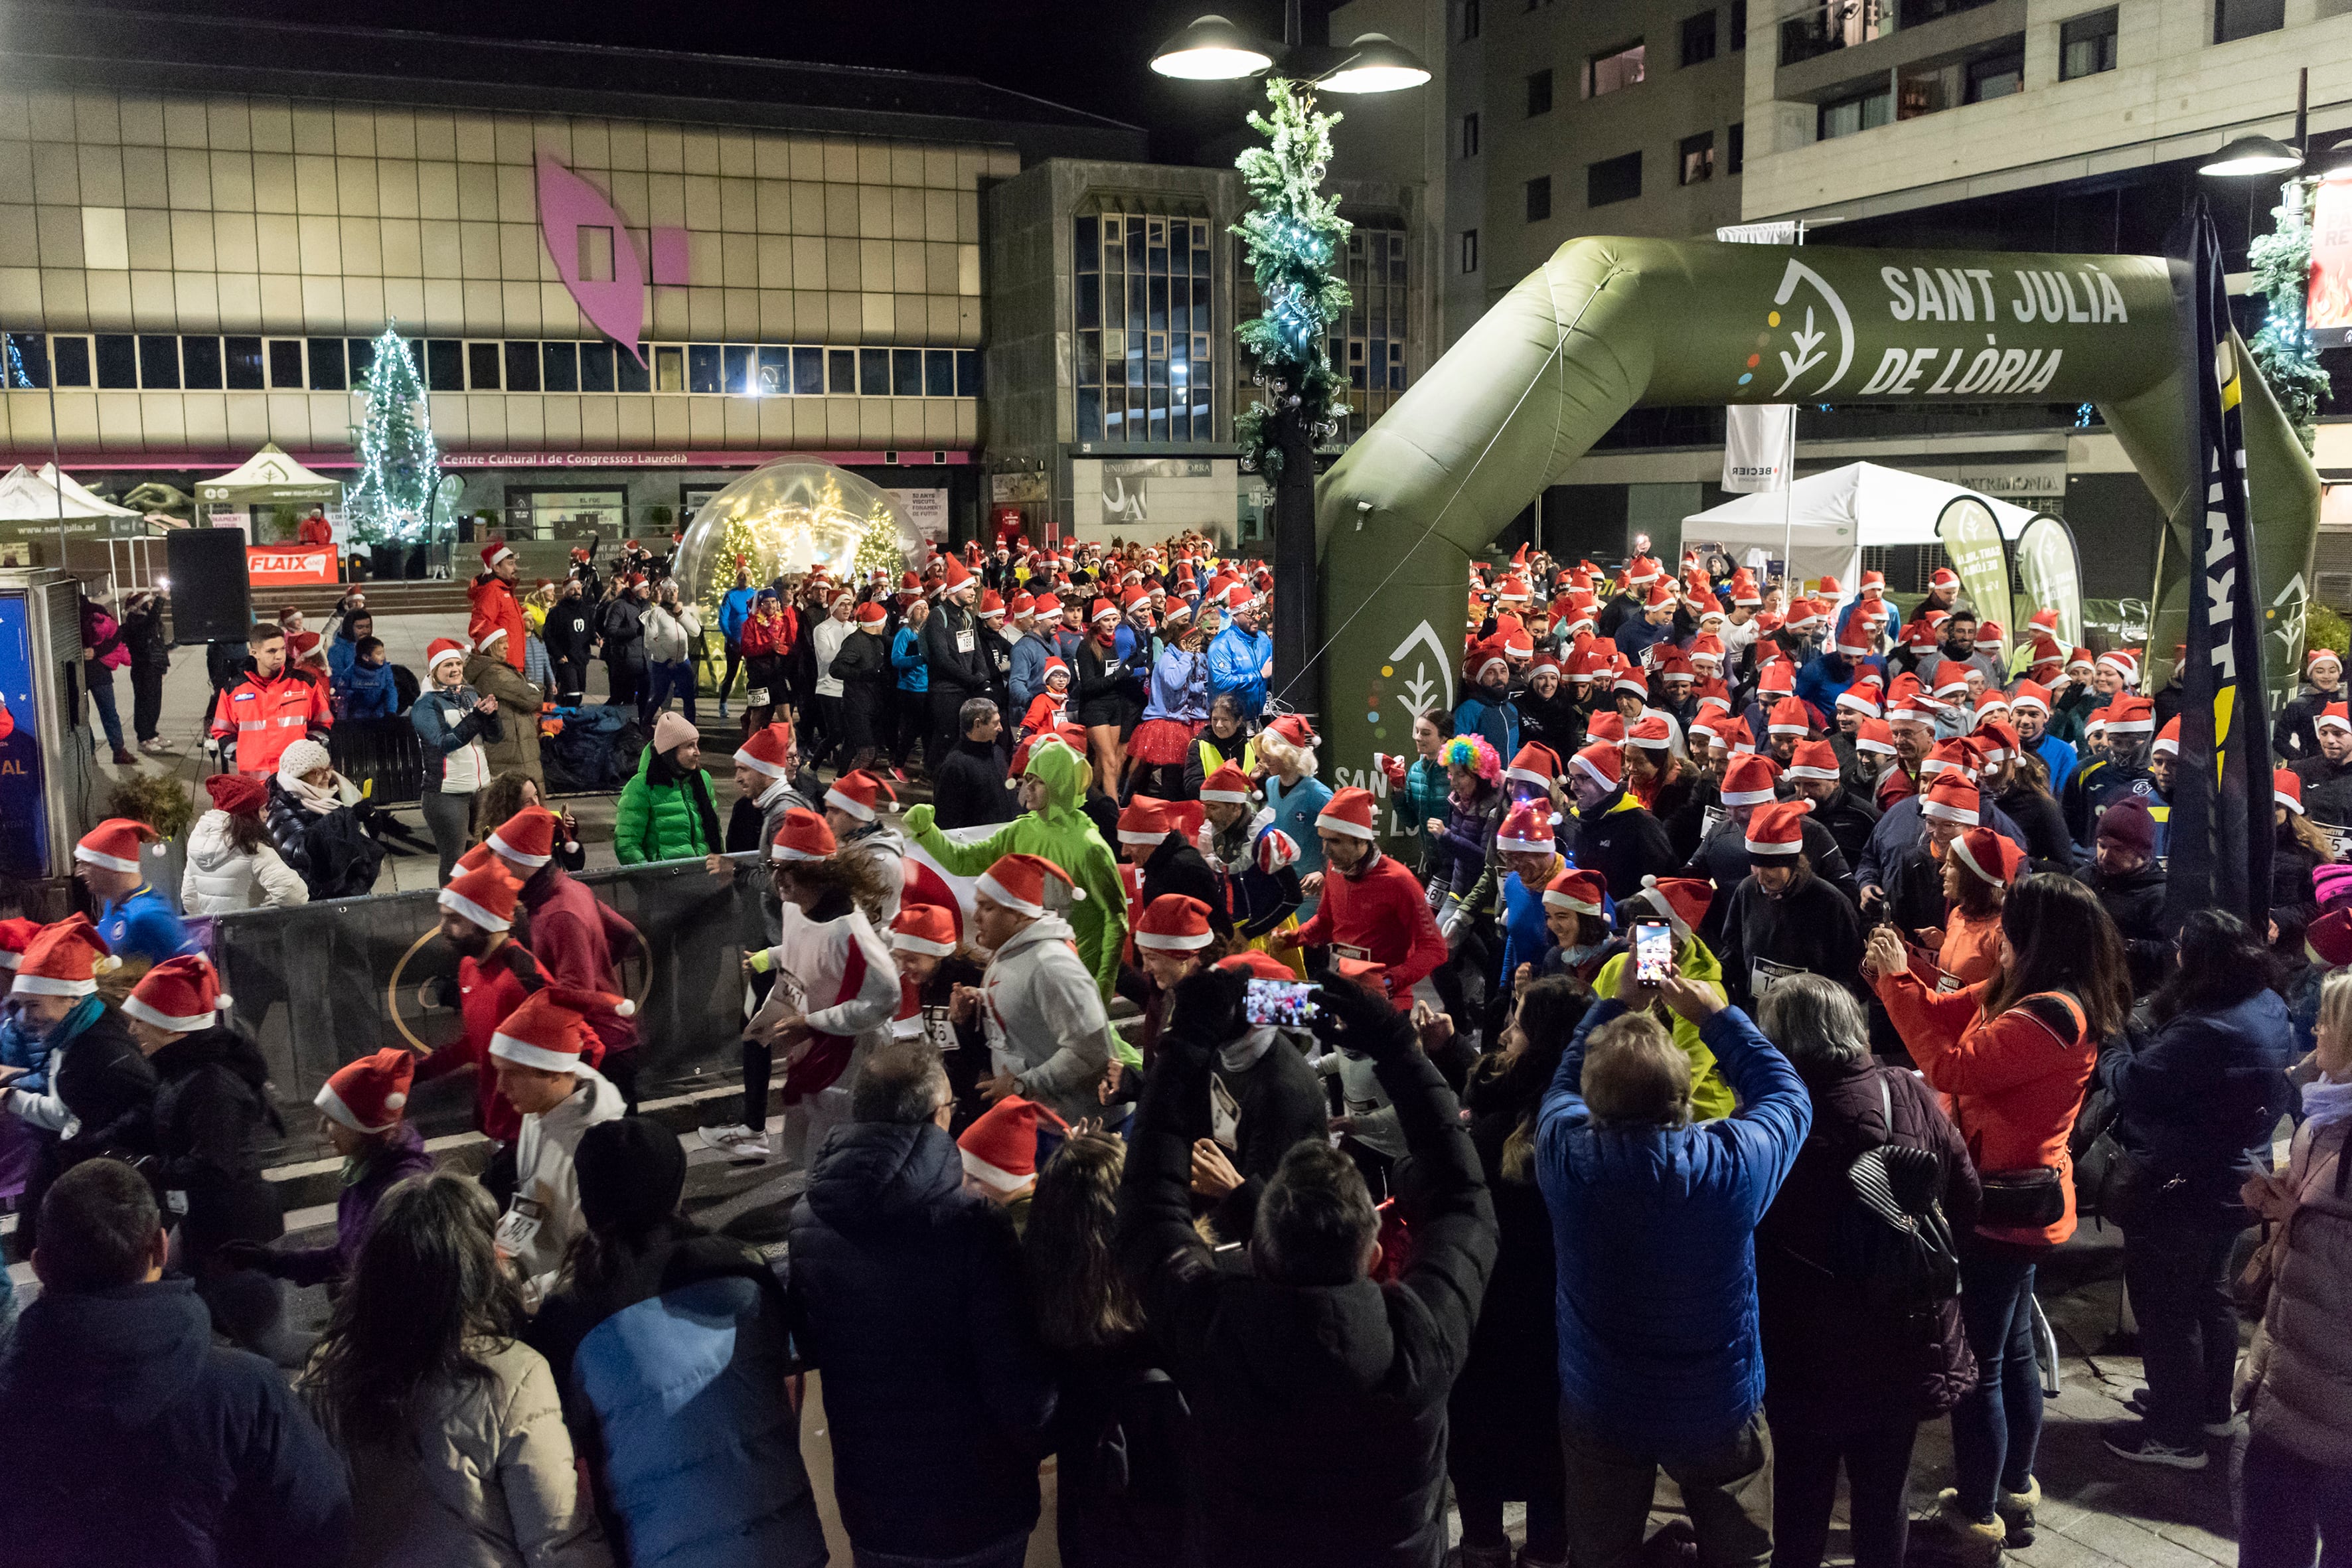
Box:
[2077,860,2171,993]
[18,1007,155,1255]
[1682,813,1857,945]
[932,736,1017,830]
[1811,787,1881,872]
[1573,791,1677,913]
[264,779,383,900]
[1072,637,1137,729]
[121,598,171,672]
[1142,833,1232,936]
[1118,1000,1496,1568]
[1755,1061,1980,1434]
[1203,1030,1327,1241]
[1516,686,1587,755]
[1998,783,2078,873]
[2098,989,2296,1219]
[1717,870,1865,1012]
[143,1027,285,1257]
[2294,753,2352,832]
[2274,685,2335,763]
[787,1120,1056,1559]
[598,596,647,669]
[828,627,891,698]
[0,1279,351,1565]
[1044,1333,1192,1568]
[542,597,598,666]
[923,602,993,698]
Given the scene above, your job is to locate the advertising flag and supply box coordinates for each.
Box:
[1717,222,1798,494]
[1932,497,2013,626]
[2166,199,2273,932]
[2009,514,2084,674]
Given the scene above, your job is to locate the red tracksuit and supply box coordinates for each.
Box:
[414,940,551,1144]
[1289,850,1448,1010]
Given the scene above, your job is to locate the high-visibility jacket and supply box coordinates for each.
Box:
[209,668,332,775]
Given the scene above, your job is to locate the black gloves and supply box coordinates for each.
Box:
[1169,966,1248,1051]
[1309,979,1417,1065]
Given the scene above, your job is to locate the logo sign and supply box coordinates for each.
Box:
[246,545,337,586]
[2010,514,2083,671]
[536,154,691,370]
[1934,498,2011,626]
[1385,621,1454,723]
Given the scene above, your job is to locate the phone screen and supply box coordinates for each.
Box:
[1633,921,1673,984]
[1244,978,1320,1027]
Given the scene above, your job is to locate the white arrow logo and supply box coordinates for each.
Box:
[1389,621,1454,721]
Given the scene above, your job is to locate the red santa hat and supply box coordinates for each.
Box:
[1767,697,1811,738]
[1041,657,1071,688]
[2322,701,2352,736]
[940,556,974,592]
[1784,739,1841,783]
[1920,777,1981,826]
[1744,799,1810,858]
[1542,867,1605,916]
[734,723,797,779]
[437,858,520,933]
[2102,692,2156,735]
[854,602,888,628]
[2008,680,2052,716]
[2096,647,2142,687]
[2308,647,2343,676]
[2152,714,2181,759]
[75,817,160,876]
[13,915,119,997]
[1720,753,1779,807]
[1950,826,2024,886]
[2278,767,2307,815]
[315,1048,416,1135]
[1255,828,1302,875]
[826,769,893,822]
[1135,894,1215,952]
[1570,743,1623,792]
[1928,661,1974,702]
[1468,638,1510,682]
[1729,572,1763,606]
[1627,554,1663,585]
[1835,619,1875,659]
[1922,738,1980,781]
[0,916,40,971]
[1622,876,1711,938]
[1972,719,2019,765]
[1496,803,1555,855]
[491,984,633,1073]
[769,807,838,863]
[958,1095,1065,1192]
[1315,787,1379,840]
[121,953,232,1034]
[1200,763,1254,805]
[1117,798,1174,848]
[1628,715,1674,751]
[1506,742,1561,789]
[890,903,959,957]
[1853,716,1897,757]
[977,852,1081,917]
[466,608,509,653]
[426,638,468,676]
[1642,582,1677,612]
[1836,679,1883,719]
[481,538,514,570]
[1930,566,1960,591]
[487,807,561,870]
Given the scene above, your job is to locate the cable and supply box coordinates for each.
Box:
[1269,269,1619,710]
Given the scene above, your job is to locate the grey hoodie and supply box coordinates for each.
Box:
[978,914,1113,1125]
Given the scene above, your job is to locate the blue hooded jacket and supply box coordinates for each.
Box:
[1535,998,1810,1458]
[334,657,398,720]
[1208,621,1271,716]
[891,623,929,693]
[719,584,758,645]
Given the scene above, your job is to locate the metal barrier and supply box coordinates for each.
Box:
[204,854,767,1165]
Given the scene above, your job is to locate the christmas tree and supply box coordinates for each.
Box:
[344,323,441,544]
[1231,79,1352,481]
[2249,184,2331,454]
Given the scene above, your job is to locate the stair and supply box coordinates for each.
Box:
[265,579,473,618]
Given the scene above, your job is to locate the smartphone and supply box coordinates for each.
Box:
[1245,977,1320,1027]
[1633,920,1673,984]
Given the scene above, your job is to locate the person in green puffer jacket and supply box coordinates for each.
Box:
[901,734,1128,1000]
[615,711,723,865]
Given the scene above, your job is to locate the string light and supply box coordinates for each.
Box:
[1231,79,1352,481]
[344,322,441,544]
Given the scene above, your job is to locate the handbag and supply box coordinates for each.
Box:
[1979,1165,2068,1229]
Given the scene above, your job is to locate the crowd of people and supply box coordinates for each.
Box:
[8,530,2350,1568]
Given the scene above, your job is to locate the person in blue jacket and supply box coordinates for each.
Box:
[1535,953,1810,1568]
[1454,641,1522,765]
[717,560,759,720]
[325,609,372,686]
[890,599,932,775]
[1207,595,1272,718]
[1009,598,1056,720]
[74,817,193,966]
[333,637,400,720]
[1792,629,1883,718]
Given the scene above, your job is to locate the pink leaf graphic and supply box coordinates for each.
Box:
[536,151,647,368]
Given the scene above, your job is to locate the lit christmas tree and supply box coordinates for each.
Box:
[344,323,441,544]
[1231,79,1352,481]
[2249,184,2331,454]
[853,505,907,579]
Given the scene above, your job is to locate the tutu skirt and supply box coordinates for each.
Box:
[1129,718,1200,766]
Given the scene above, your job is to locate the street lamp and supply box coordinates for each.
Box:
[1317,33,1433,94]
[1147,15,1277,80]
[2199,134,2304,178]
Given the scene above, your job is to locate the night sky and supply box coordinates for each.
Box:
[70,0,1330,163]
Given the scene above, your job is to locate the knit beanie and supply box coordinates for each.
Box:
[651,710,699,755]
[276,738,333,782]
[575,1117,688,1234]
[2095,797,2157,859]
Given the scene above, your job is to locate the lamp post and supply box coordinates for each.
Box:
[1150,8,1429,705]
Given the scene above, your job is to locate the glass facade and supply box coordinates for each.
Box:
[1073,211,1215,444]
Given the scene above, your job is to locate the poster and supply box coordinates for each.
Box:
[1096,458,1214,532]
[246,544,337,586]
[2010,513,2083,672]
[1932,497,2011,627]
[990,471,1049,505]
[2310,177,2352,349]
[888,489,949,543]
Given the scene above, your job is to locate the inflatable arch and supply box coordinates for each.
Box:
[1312,236,2321,831]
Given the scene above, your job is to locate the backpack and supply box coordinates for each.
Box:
[1822,1073,1963,1310]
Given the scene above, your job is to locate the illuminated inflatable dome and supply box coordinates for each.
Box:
[672,460,921,620]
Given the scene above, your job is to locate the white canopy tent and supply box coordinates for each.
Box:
[0,462,138,522]
[1680,461,2039,590]
[195,443,343,506]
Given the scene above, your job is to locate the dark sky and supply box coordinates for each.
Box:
[73,0,1331,163]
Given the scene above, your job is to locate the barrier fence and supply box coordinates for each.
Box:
[203,854,767,1166]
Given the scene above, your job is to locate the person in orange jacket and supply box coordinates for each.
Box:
[469,538,528,672]
[206,623,332,776]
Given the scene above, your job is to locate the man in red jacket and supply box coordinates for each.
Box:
[486,807,643,1109]
[413,852,550,1206]
[470,539,528,672]
[1270,787,1447,1010]
[206,623,332,775]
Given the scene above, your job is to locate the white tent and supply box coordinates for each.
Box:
[1680,461,2038,589]
[0,463,138,522]
[195,443,342,505]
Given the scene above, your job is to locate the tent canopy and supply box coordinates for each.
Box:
[0,462,137,520]
[1681,461,2039,589]
[196,443,342,505]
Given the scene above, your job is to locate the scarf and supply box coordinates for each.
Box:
[1218,1025,1280,1073]
[2303,1075,2352,1131]
[283,769,345,815]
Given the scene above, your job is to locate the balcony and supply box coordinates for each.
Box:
[1778,0,1999,65]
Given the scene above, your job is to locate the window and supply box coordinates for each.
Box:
[1461,228,1480,273]
[1526,175,1553,221]
[2061,7,2118,76]
[793,346,824,395]
[137,335,179,389]
[1587,151,1643,206]
[1898,60,1961,117]
[893,349,923,397]
[723,344,752,395]
[53,335,90,387]
[346,337,375,384]
[465,342,500,390]
[1731,0,1747,46]
[926,349,955,397]
[858,347,890,396]
[756,345,789,395]
[0,333,42,388]
[227,336,266,390]
[1585,42,1646,96]
[616,347,650,392]
[268,340,305,388]
[653,346,684,390]
[686,344,722,394]
[96,334,137,388]
[1526,68,1553,115]
[426,339,463,392]
[957,350,981,398]
[182,336,222,389]
[828,348,856,394]
[1074,210,1212,442]
[580,340,615,392]
[2215,0,2282,40]
[1680,130,1716,184]
[1682,10,1719,64]
[1966,43,2024,101]
[542,341,578,392]
[1328,227,1411,439]
[305,338,344,392]
[1818,84,1893,138]
[1462,0,1482,38]
[1729,121,1745,175]
[1460,112,1481,158]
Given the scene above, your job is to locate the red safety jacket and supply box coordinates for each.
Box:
[210,667,333,775]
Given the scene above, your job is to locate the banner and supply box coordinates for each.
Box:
[245,543,337,585]
[2310,177,2352,349]
[2009,512,2084,673]
[2165,200,2274,933]
[1932,497,2012,627]
[1721,404,1793,493]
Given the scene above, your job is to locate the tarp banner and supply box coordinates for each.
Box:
[246,544,336,584]
[1933,497,2012,629]
[2010,513,2084,674]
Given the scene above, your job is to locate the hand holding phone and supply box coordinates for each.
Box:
[1245,977,1320,1028]
[1633,920,1673,985]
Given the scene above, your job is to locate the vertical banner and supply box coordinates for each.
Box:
[2009,513,2084,674]
[1721,404,1794,493]
[2310,177,2352,349]
[1932,497,2013,625]
[2167,200,2273,933]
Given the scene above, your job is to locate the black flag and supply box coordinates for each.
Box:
[2165,198,2272,935]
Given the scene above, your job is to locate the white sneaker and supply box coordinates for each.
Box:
[697,1124,770,1161]
[139,738,169,753]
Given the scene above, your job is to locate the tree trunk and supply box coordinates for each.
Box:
[1271,405,1318,718]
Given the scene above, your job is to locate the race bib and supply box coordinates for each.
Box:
[165,1189,189,1217]
[2318,819,2352,858]
[923,1004,959,1052]
[1333,941,1372,961]
[956,631,977,653]
[1210,1073,1242,1150]
[1699,805,1726,842]
[1935,968,1966,993]
[1750,957,1805,997]
[495,1197,546,1259]
[744,686,770,706]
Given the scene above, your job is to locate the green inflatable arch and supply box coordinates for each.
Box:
[1312,235,2320,835]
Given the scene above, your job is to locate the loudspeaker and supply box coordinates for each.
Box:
[165,527,254,644]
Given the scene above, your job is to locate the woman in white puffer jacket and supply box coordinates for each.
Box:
[182,771,309,914]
